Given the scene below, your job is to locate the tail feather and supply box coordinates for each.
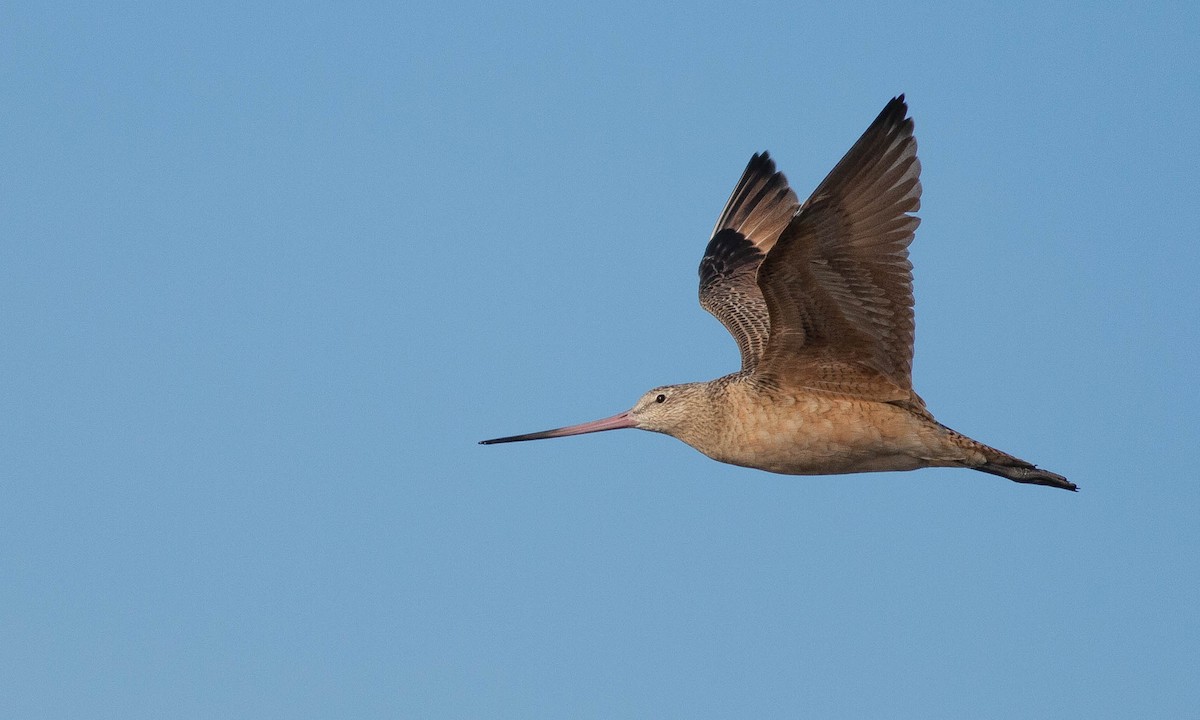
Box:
[938,422,1077,492]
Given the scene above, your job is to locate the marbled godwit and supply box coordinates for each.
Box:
[482,96,1075,491]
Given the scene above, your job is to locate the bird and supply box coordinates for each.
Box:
[481,96,1075,491]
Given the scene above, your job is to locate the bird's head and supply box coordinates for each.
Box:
[625,383,710,435]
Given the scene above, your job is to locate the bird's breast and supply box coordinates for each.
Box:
[687,388,941,475]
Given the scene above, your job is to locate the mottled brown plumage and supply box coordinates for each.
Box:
[483,96,1075,491]
[699,153,799,370]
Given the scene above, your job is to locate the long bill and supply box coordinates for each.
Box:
[479,411,635,445]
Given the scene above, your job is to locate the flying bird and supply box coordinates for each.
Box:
[482,96,1075,491]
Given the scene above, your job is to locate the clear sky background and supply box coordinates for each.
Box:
[2,2,1198,718]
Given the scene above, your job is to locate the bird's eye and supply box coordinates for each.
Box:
[655,394,667,403]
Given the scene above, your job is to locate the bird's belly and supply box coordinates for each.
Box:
[698,398,940,476]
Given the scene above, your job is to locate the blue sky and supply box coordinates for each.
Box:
[2,2,1198,718]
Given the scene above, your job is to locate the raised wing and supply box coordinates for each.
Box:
[698,153,800,371]
[755,96,923,402]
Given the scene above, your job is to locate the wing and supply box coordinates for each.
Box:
[698,153,800,371]
[755,96,923,403]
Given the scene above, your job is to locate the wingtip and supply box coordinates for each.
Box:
[747,150,778,174]
[857,95,914,142]
[883,94,910,122]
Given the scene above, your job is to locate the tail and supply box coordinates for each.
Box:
[940,424,1077,492]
